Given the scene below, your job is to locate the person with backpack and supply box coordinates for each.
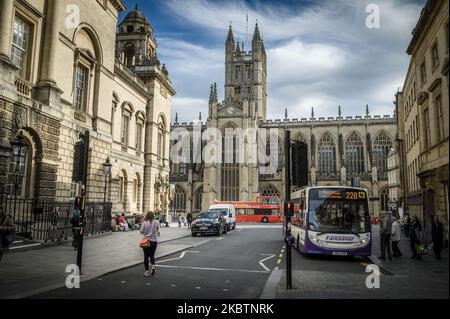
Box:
[70,210,83,250]
[140,211,160,277]
[0,208,15,262]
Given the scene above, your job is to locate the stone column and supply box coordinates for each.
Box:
[34,0,63,105]
[0,0,14,64]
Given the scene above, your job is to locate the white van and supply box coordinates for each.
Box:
[209,204,236,231]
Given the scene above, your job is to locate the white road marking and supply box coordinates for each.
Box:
[146,283,151,286]
[192,240,212,247]
[195,287,201,290]
[171,284,177,287]
[279,254,283,258]
[215,237,225,241]
[274,267,279,270]
[258,254,276,272]
[156,251,199,264]
[277,259,282,264]
[156,264,269,274]
[120,281,126,284]
[222,289,229,292]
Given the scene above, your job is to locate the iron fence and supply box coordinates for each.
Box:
[0,190,112,242]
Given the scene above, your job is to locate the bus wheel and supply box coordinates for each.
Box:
[262,217,269,223]
[296,234,300,250]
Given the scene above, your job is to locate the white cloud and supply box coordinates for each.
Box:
[156,0,424,122]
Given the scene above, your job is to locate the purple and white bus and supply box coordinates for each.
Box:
[289,186,372,257]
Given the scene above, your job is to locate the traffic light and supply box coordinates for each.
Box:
[74,196,82,210]
[284,202,295,217]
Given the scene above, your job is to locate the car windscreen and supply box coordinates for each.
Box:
[210,209,228,216]
[198,212,219,220]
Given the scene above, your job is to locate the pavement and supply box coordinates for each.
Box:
[27,224,283,299]
[0,223,192,299]
[261,225,449,299]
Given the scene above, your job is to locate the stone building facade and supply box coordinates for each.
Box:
[170,25,397,217]
[0,1,174,215]
[396,0,448,236]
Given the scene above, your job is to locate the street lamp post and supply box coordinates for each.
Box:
[102,157,112,232]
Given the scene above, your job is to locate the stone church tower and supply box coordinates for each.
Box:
[115,5,175,213]
[203,24,267,207]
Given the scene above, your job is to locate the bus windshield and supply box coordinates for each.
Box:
[308,188,370,234]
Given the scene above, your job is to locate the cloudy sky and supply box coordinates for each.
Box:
[121,0,424,122]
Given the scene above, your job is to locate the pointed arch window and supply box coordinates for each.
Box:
[373,132,393,175]
[194,188,203,212]
[174,185,186,211]
[221,124,240,201]
[318,133,336,174]
[345,132,365,176]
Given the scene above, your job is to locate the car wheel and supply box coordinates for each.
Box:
[227,223,231,231]
[262,217,269,223]
[191,232,197,237]
[233,223,236,230]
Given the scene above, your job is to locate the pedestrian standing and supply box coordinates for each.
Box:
[379,212,394,260]
[140,212,160,277]
[431,215,444,260]
[70,210,82,250]
[391,217,402,257]
[177,213,182,228]
[187,212,193,229]
[410,217,422,260]
[0,209,15,263]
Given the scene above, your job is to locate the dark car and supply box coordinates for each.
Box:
[191,211,227,237]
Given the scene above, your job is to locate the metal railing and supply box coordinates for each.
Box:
[0,189,112,242]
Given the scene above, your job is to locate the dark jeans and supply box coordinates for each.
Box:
[143,241,158,271]
[72,229,81,248]
[380,234,392,258]
[433,241,442,258]
[392,241,402,257]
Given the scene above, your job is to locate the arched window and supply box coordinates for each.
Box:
[260,185,280,197]
[345,132,365,176]
[380,188,389,213]
[121,103,133,147]
[373,132,393,176]
[124,43,135,66]
[318,133,336,174]
[221,123,240,201]
[173,185,186,211]
[127,25,134,33]
[157,116,166,160]
[194,188,203,212]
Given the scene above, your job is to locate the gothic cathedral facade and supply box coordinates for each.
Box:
[170,24,397,216]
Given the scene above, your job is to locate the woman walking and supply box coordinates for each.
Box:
[140,212,160,277]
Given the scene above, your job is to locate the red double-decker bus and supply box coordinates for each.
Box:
[214,196,282,223]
